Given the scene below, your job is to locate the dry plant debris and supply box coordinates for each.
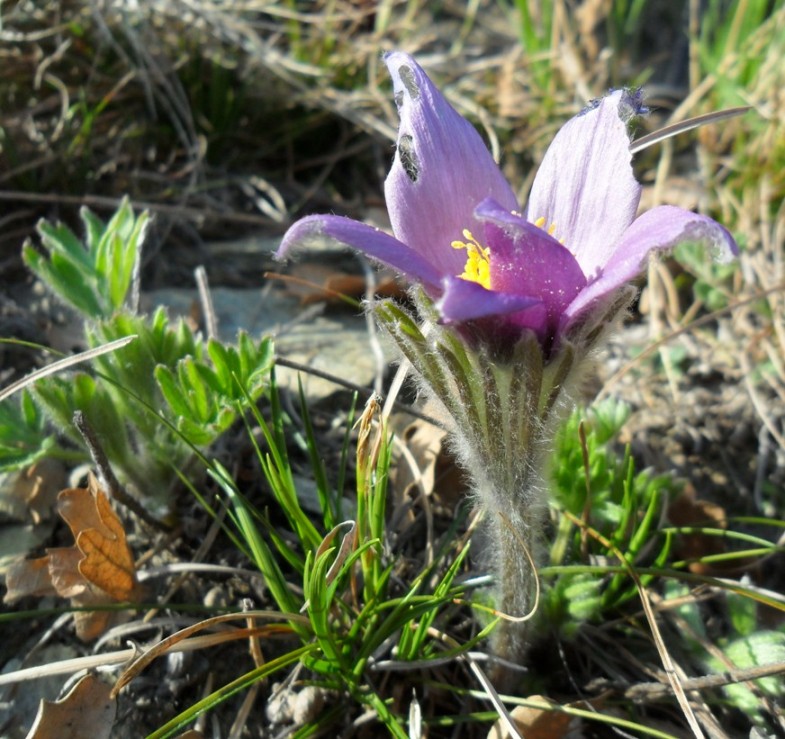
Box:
[4,472,142,641]
[24,674,116,739]
[487,697,584,739]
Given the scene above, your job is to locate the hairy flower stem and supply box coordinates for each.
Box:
[486,504,543,678]
[374,291,634,676]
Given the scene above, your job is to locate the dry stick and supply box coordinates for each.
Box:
[391,433,435,567]
[422,626,524,739]
[623,660,785,701]
[562,511,706,739]
[0,335,138,404]
[111,610,308,697]
[274,355,444,428]
[0,619,293,688]
[72,410,171,531]
[194,265,218,340]
[741,349,785,452]
[629,107,751,155]
[653,591,784,736]
[263,272,362,310]
[264,272,437,423]
[645,595,731,739]
[0,190,276,227]
[361,260,387,397]
[229,602,266,739]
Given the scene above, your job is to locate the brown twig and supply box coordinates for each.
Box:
[194,265,218,340]
[73,410,172,531]
[274,355,445,428]
[620,660,785,701]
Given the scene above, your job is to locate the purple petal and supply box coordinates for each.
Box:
[277,214,443,288]
[383,52,519,278]
[475,199,587,326]
[526,91,642,280]
[438,276,544,326]
[564,205,738,323]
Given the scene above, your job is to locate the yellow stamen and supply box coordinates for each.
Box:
[451,228,491,289]
[533,215,558,238]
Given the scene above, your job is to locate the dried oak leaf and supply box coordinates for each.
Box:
[667,484,732,575]
[284,263,404,305]
[488,697,582,739]
[20,458,69,525]
[26,674,115,739]
[0,458,67,525]
[4,473,141,640]
[390,416,467,529]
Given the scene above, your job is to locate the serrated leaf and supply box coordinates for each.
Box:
[155,365,191,419]
[193,361,223,395]
[207,339,233,389]
[25,246,102,317]
[37,220,92,271]
[181,358,210,422]
[80,206,105,252]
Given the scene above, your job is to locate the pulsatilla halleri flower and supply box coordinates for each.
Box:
[278,51,737,354]
[277,51,738,677]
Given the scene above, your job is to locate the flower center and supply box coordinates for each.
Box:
[451,229,491,289]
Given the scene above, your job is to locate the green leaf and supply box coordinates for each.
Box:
[176,417,215,446]
[155,365,191,419]
[23,243,102,317]
[181,357,211,422]
[80,205,105,252]
[707,631,785,722]
[23,201,148,319]
[37,220,91,271]
[206,339,233,390]
[727,591,759,637]
[0,392,57,469]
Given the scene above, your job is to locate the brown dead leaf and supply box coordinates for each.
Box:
[4,458,67,526]
[69,483,137,601]
[25,674,116,739]
[46,547,88,597]
[488,697,580,739]
[4,556,57,601]
[4,473,141,640]
[21,459,69,525]
[390,417,466,522]
[667,484,732,575]
[283,263,403,305]
[0,459,67,524]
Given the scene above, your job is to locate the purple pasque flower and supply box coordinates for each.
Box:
[277,51,737,349]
